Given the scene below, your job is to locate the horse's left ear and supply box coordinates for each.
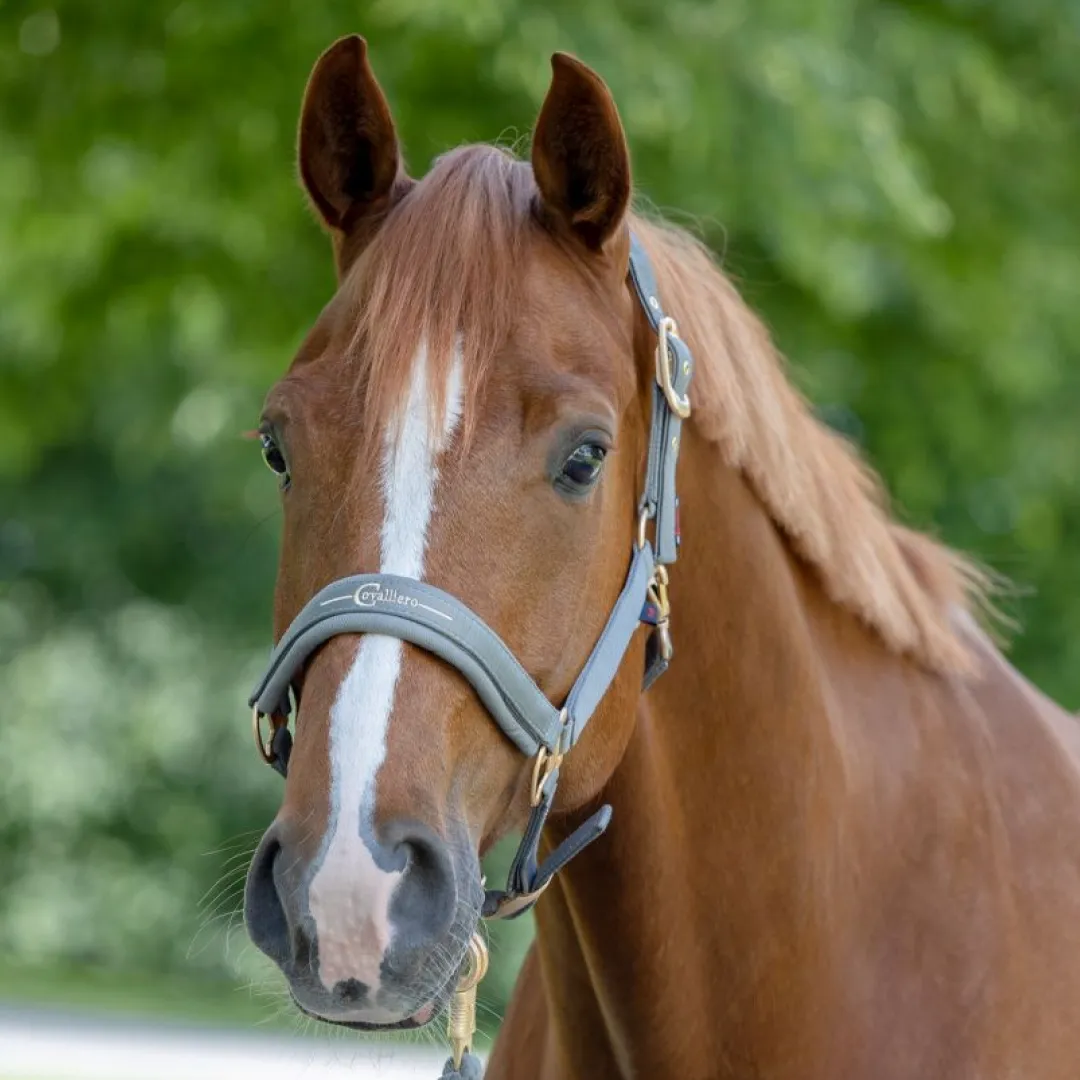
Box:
[532,53,631,251]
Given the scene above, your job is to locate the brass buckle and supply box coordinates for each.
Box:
[531,708,569,806]
[252,707,277,766]
[656,316,691,419]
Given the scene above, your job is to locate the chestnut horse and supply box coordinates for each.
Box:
[243,35,1080,1080]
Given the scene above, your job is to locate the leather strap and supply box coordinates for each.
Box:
[630,232,693,566]
[250,575,567,756]
[249,542,655,758]
[627,231,667,334]
[482,767,612,920]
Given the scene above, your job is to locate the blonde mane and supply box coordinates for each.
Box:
[635,218,988,672]
[347,145,987,672]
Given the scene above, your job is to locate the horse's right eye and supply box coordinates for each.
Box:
[259,430,290,487]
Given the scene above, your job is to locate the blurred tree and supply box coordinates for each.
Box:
[2,0,1078,1019]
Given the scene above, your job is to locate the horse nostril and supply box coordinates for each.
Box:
[382,821,458,943]
[244,829,290,967]
[400,832,438,874]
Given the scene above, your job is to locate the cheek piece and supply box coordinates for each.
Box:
[247,233,693,920]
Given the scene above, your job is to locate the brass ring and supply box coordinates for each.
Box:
[530,709,568,806]
[252,707,275,765]
[456,933,490,992]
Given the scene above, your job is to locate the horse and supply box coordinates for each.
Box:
[241,34,1080,1080]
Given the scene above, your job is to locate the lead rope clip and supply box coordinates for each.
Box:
[447,934,490,1071]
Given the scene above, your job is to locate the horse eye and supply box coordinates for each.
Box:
[260,431,290,486]
[558,443,607,493]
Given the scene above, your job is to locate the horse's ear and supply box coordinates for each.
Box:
[297,35,404,235]
[532,53,631,251]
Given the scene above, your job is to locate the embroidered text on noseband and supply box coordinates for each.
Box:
[319,582,454,620]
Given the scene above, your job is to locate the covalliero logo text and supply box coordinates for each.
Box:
[353,583,420,609]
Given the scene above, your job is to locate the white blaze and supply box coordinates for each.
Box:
[308,343,464,994]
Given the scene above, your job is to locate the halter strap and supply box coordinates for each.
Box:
[629,231,693,566]
[248,232,693,918]
[249,543,656,757]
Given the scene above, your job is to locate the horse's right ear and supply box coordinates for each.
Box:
[297,35,405,237]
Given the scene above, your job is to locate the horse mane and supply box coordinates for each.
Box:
[345,143,989,673]
[635,218,990,672]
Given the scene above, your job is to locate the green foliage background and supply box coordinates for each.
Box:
[2,0,1078,1027]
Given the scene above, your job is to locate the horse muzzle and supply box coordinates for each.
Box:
[244,815,483,1028]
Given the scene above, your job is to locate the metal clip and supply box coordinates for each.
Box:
[647,565,674,661]
[448,934,490,1069]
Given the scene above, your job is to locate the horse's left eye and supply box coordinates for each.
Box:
[558,443,607,493]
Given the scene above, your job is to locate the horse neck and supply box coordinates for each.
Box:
[533,424,869,1077]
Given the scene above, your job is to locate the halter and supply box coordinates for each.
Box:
[248,232,693,919]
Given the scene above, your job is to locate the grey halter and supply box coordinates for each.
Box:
[249,232,693,918]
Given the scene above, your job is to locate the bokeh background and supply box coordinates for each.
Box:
[2,0,1079,1070]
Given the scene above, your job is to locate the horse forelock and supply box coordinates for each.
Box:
[340,145,536,460]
